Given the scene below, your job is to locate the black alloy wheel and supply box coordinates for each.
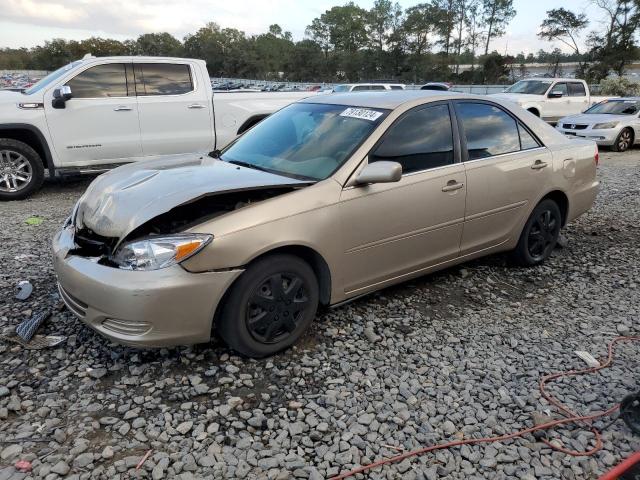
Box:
[512,199,562,266]
[527,209,559,262]
[217,254,319,358]
[246,273,311,344]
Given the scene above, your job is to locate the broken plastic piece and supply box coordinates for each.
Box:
[0,333,66,349]
[15,280,33,301]
[575,350,601,368]
[16,310,51,342]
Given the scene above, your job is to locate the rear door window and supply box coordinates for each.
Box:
[552,83,568,96]
[67,63,128,98]
[456,102,520,160]
[369,85,386,90]
[134,63,193,96]
[568,82,587,97]
[371,104,454,173]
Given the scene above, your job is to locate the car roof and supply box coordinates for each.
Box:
[302,89,470,109]
[520,77,583,83]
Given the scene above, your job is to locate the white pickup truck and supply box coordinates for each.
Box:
[489,78,611,124]
[0,55,314,200]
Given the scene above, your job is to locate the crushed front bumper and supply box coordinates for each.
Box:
[52,227,242,347]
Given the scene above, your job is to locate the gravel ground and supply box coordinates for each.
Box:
[0,148,639,480]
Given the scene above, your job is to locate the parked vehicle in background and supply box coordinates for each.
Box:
[0,55,314,200]
[331,83,406,92]
[53,90,599,357]
[556,98,640,151]
[420,82,451,91]
[489,78,612,123]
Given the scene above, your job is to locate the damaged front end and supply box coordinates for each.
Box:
[66,155,311,268]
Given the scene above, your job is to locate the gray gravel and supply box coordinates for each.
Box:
[0,149,639,479]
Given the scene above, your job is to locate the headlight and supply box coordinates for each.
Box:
[110,234,213,271]
[593,122,618,129]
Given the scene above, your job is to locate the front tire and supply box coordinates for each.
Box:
[612,128,633,152]
[511,199,561,266]
[216,254,319,358]
[0,139,45,201]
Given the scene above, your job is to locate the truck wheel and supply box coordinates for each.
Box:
[612,128,633,152]
[0,139,45,201]
[216,254,319,358]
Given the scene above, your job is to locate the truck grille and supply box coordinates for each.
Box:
[562,123,588,130]
[58,283,88,319]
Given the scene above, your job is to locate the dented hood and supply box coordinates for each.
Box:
[75,154,309,241]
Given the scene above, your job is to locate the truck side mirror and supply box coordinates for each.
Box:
[52,85,73,109]
[548,90,564,98]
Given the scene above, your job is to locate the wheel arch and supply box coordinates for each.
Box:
[0,124,55,177]
[540,189,569,227]
[526,107,540,117]
[237,114,270,135]
[210,243,332,337]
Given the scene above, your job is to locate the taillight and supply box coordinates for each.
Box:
[594,146,599,166]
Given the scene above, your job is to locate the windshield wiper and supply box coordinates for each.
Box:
[225,159,317,182]
[226,159,272,173]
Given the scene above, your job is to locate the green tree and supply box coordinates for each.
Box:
[481,0,516,55]
[134,33,182,56]
[587,0,640,79]
[538,8,588,75]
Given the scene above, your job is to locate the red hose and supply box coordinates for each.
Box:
[598,450,640,480]
[330,336,639,480]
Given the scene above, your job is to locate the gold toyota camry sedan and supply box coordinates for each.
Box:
[53,91,599,357]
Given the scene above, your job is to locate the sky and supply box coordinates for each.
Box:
[1,0,601,55]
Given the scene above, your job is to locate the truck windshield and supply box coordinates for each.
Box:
[585,99,640,115]
[24,61,83,95]
[220,103,388,181]
[505,80,553,95]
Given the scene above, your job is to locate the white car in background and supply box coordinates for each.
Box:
[556,98,640,152]
[331,83,405,92]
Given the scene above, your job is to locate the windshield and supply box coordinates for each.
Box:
[333,85,350,92]
[505,80,552,95]
[221,103,388,181]
[24,61,83,95]
[585,99,640,115]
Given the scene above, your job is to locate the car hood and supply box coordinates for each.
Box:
[558,113,631,125]
[75,154,310,241]
[488,93,542,104]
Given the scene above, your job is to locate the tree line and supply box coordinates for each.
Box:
[0,0,638,84]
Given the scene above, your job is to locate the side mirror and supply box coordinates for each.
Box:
[548,90,564,98]
[355,161,402,185]
[52,85,72,109]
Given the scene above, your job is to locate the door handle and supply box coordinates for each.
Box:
[188,104,205,109]
[442,180,464,192]
[113,106,132,111]
[531,160,548,170]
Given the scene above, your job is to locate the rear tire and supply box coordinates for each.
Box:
[511,199,561,267]
[0,138,45,201]
[216,254,319,358]
[612,128,633,152]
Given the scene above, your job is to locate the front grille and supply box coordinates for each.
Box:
[58,283,88,319]
[562,123,588,130]
[102,318,152,336]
